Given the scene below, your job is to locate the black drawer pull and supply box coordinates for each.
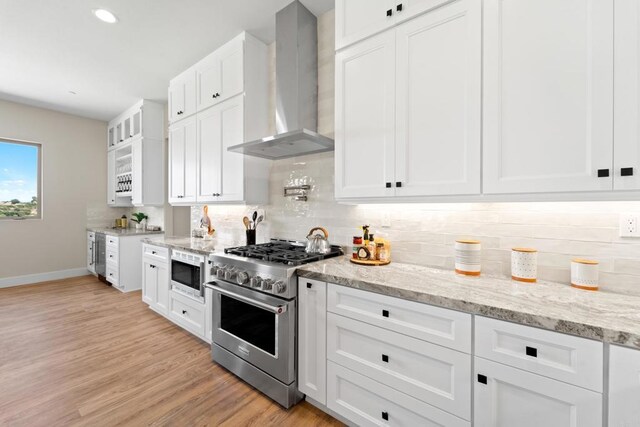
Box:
[382,354,389,363]
[386,9,392,16]
[382,412,389,421]
[182,310,187,315]
[621,167,634,177]
[526,346,538,357]
[385,182,392,188]
[397,3,403,11]
[395,181,402,187]
[477,374,487,384]
[597,169,610,178]
[382,309,389,318]
[307,282,312,288]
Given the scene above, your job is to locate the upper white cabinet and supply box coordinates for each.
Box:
[335,0,481,199]
[196,35,244,112]
[168,32,270,205]
[169,69,197,124]
[107,100,164,207]
[615,0,640,191]
[335,0,454,50]
[483,0,614,194]
[609,345,640,426]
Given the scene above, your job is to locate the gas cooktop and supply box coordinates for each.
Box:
[224,240,343,266]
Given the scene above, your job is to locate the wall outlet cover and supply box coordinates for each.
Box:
[619,213,639,237]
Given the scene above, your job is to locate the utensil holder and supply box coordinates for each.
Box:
[246,229,256,246]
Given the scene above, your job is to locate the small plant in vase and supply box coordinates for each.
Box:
[131,212,148,230]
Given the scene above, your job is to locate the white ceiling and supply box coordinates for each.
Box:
[0,0,334,122]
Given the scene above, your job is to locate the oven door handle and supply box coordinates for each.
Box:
[212,285,288,315]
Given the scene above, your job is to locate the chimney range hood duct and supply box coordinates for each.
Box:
[227,0,334,160]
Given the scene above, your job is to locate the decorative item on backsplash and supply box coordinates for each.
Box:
[131,212,148,230]
[511,248,538,283]
[200,205,215,239]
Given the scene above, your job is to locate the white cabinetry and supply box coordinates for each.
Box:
[142,244,169,315]
[298,278,327,405]
[169,290,208,342]
[107,150,116,206]
[168,32,270,206]
[609,345,640,426]
[169,70,197,124]
[335,0,481,199]
[104,234,161,293]
[87,232,96,274]
[483,0,614,194]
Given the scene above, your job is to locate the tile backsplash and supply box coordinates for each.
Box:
[192,9,640,297]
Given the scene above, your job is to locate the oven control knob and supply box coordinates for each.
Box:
[236,271,249,285]
[250,276,262,288]
[225,270,236,281]
[274,281,286,294]
[216,267,226,279]
[261,279,274,291]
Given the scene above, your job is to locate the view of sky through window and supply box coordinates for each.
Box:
[0,140,40,218]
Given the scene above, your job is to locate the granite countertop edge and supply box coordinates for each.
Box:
[87,227,165,237]
[297,257,640,350]
[141,236,217,256]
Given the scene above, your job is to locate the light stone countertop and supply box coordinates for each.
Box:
[141,236,218,256]
[88,227,165,237]
[297,256,640,349]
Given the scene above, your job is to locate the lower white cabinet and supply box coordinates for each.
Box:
[169,290,207,341]
[474,357,602,427]
[327,361,469,427]
[87,232,96,274]
[142,245,169,316]
[609,345,640,426]
[102,235,154,292]
[298,278,327,405]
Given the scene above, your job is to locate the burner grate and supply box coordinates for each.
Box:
[224,241,342,266]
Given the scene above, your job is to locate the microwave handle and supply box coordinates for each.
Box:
[212,284,287,315]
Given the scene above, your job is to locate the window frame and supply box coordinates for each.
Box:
[0,137,43,221]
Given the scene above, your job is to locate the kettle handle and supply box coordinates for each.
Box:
[307,226,329,239]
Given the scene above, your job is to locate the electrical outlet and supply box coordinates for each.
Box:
[619,213,639,237]
[381,211,391,228]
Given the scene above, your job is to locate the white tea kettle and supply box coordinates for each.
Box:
[305,227,332,254]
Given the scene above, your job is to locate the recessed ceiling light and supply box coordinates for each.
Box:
[93,9,118,24]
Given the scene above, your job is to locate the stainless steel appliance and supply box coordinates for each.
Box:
[207,239,342,408]
[95,232,106,277]
[171,250,206,301]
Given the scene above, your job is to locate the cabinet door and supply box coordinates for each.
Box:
[298,278,327,405]
[197,39,243,111]
[131,138,143,206]
[483,0,614,194]
[609,345,640,426]
[394,0,454,25]
[108,126,115,150]
[335,0,395,50]
[155,263,169,315]
[219,96,245,202]
[142,260,157,306]
[169,82,184,124]
[335,30,396,199]
[197,105,222,202]
[183,119,198,203]
[169,117,197,204]
[169,72,196,123]
[475,357,602,427]
[107,150,116,205]
[615,0,640,190]
[394,0,480,196]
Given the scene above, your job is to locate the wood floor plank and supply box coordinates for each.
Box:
[0,276,343,427]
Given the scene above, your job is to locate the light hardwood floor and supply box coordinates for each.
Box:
[0,275,343,427]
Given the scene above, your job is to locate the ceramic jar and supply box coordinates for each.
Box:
[571,259,599,291]
[455,240,481,276]
[511,248,538,283]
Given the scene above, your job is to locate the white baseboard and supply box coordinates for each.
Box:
[0,268,90,289]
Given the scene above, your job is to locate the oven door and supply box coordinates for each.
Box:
[171,259,204,296]
[211,280,295,384]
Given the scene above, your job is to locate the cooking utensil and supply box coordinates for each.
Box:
[305,227,332,254]
[243,216,251,230]
[252,211,258,229]
[255,215,263,228]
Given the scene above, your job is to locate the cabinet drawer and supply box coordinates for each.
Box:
[106,235,119,248]
[475,316,603,392]
[106,247,119,265]
[327,361,469,427]
[169,291,206,338]
[106,264,119,286]
[328,313,471,419]
[327,283,471,353]
[142,244,168,262]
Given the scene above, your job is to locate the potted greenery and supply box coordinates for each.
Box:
[131,212,148,230]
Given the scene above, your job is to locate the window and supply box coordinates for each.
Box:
[0,139,41,219]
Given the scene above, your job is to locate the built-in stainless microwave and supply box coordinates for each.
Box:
[170,250,206,301]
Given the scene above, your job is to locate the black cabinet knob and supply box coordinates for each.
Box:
[385,182,392,188]
[151,251,156,255]
[526,346,538,357]
[382,354,389,363]
[386,9,392,16]
[397,3,403,11]
[307,282,312,288]
[621,167,634,177]
[395,182,402,188]
[382,412,389,421]
[382,309,389,318]
[182,310,187,314]
[477,374,487,384]
[597,169,610,178]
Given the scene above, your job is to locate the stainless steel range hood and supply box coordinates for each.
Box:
[228,0,334,160]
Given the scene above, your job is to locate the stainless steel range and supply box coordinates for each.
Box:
[206,239,342,408]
